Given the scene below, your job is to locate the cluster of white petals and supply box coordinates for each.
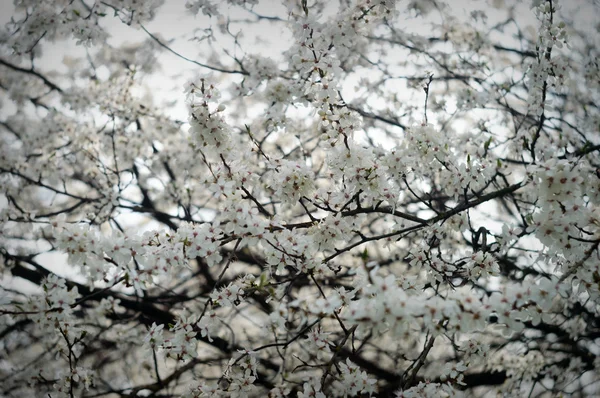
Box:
[1,0,599,396]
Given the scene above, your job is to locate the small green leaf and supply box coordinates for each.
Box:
[361,248,369,261]
[259,272,268,287]
[484,137,492,151]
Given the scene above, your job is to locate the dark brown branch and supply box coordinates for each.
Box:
[0,58,64,93]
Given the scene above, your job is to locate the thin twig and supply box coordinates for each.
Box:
[140,25,248,75]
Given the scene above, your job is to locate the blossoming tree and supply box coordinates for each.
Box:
[1,0,599,396]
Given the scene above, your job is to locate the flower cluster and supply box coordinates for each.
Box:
[267,159,315,205]
[144,315,201,362]
[211,282,244,307]
[530,159,599,288]
[326,144,390,206]
[51,367,94,398]
[179,221,224,267]
[2,0,599,396]
[331,359,378,397]
[26,275,81,334]
[527,0,569,115]
[465,250,501,280]
[343,267,493,338]
[187,78,233,154]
